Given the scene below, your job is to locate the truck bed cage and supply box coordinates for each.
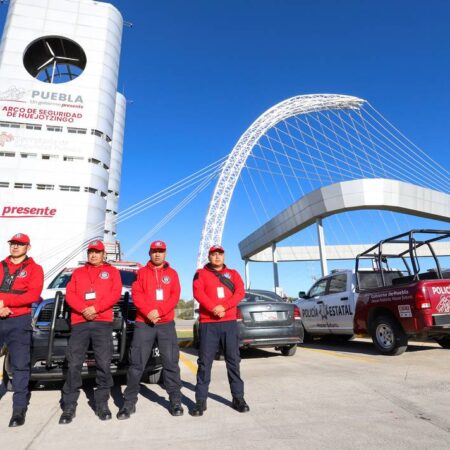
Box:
[355,229,450,289]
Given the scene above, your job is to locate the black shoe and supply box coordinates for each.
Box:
[190,399,207,417]
[232,397,250,413]
[116,404,136,420]
[9,408,26,427]
[96,404,112,421]
[59,406,76,425]
[169,402,184,416]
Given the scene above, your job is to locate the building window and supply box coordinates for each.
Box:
[88,157,101,165]
[84,187,97,194]
[20,152,38,159]
[63,156,83,162]
[26,124,42,130]
[47,125,63,132]
[91,129,103,138]
[42,154,58,160]
[67,127,87,134]
[0,182,9,188]
[14,183,32,189]
[37,184,54,190]
[59,185,80,192]
[0,151,15,157]
[100,191,107,198]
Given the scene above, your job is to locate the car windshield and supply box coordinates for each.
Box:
[48,269,137,289]
[48,271,72,288]
[120,270,137,287]
[243,291,283,302]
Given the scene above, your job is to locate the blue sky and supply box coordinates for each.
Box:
[1,0,449,297]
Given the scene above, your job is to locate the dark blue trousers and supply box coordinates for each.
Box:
[62,321,114,408]
[123,321,182,406]
[195,320,244,401]
[0,314,32,409]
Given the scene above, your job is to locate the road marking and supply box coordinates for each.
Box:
[301,346,379,364]
[180,352,198,375]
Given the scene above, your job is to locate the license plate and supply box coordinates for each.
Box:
[255,311,278,321]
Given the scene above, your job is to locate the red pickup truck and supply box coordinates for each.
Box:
[353,229,450,355]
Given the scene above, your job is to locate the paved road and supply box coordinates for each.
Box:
[1,338,450,449]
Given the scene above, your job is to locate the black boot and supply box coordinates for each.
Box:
[116,404,136,420]
[169,401,184,416]
[232,397,250,413]
[59,405,76,425]
[9,408,26,427]
[96,403,112,421]
[190,399,207,417]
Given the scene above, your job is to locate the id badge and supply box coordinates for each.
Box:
[217,287,225,299]
[156,288,164,301]
[85,291,96,301]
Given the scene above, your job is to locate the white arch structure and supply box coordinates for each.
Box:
[197,94,366,267]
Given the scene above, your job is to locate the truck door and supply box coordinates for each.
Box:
[300,278,329,333]
[325,273,354,334]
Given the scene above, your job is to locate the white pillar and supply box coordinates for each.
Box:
[272,242,280,292]
[244,259,250,289]
[316,218,328,276]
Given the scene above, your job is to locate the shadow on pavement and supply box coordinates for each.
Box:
[300,338,440,355]
[180,346,280,359]
[181,380,232,408]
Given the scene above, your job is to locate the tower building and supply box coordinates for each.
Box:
[0,0,126,276]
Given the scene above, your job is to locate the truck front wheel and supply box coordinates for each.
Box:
[434,337,450,349]
[370,315,408,356]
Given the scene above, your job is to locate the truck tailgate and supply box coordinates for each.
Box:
[423,280,450,326]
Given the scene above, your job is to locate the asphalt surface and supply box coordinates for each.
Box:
[1,338,450,449]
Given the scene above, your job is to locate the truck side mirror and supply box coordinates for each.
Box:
[298,291,306,298]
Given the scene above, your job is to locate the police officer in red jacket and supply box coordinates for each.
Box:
[59,240,122,424]
[0,233,43,427]
[117,240,183,419]
[190,245,249,416]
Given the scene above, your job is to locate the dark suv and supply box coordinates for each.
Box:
[2,266,162,387]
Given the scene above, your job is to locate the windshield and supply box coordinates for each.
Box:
[120,270,137,287]
[243,291,283,303]
[48,271,72,288]
[48,269,137,289]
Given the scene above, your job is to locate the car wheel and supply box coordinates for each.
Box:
[192,325,200,350]
[141,369,162,384]
[302,326,313,343]
[2,352,13,392]
[434,337,450,349]
[280,344,297,356]
[214,350,224,361]
[370,315,407,356]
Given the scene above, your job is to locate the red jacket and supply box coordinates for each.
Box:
[132,261,180,324]
[0,256,43,317]
[66,262,122,325]
[193,264,245,323]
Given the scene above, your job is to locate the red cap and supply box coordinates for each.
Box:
[8,233,30,245]
[87,240,105,251]
[209,245,224,254]
[150,240,167,251]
